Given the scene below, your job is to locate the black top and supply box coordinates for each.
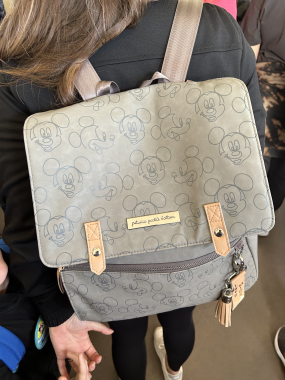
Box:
[0,0,265,327]
[241,0,285,64]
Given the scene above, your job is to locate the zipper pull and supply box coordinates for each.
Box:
[215,241,247,327]
[57,267,65,294]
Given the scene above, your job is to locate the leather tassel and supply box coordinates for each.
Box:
[215,288,233,327]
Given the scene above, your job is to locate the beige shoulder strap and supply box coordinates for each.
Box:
[161,0,203,82]
[75,0,203,100]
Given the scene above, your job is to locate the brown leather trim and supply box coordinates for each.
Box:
[84,221,106,275]
[204,202,231,257]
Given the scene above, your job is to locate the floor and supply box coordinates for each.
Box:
[85,201,285,380]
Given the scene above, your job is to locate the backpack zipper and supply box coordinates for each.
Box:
[57,238,242,294]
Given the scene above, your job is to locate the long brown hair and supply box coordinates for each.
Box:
[0,0,152,105]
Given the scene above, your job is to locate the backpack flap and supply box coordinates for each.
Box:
[24,77,274,270]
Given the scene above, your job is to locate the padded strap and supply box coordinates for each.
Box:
[75,0,203,99]
[161,0,203,82]
[74,60,101,100]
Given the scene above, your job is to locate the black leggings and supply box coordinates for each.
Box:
[108,306,195,380]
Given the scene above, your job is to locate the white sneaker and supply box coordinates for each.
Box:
[154,327,183,380]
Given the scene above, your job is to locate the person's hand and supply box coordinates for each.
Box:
[59,353,89,380]
[49,313,113,379]
[0,249,9,294]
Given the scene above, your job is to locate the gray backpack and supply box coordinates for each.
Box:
[24,0,274,326]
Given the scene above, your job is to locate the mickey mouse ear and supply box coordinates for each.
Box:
[110,107,125,123]
[186,88,201,104]
[172,233,188,247]
[91,207,106,220]
[52,113,69,128]
[185,145,199,158]
[103,297,118,307]
[178,289,191,297]
[158,106,171,119]
[79,116,94,128]
[108,94,120,104]
[150,192,166,208]
[130,150,144,166]
[137,108,151,124]
[204,178,220,196]
[230,222,247,238]
[156,147,171,162]
[123,195,138,211]
[35,209,51,226]
[232,97,246,113]
[208,127,225,145]
[143,236,159,251]
[234,173,253,191]
[152,293,165,301]
[105,162,120,174]
[25,117,38,130]
[125,299,138,306]
[34,187,47,204]
[74,157,91,174]
[239,121,256,138]
[175,193,189,206]
[214,83,232,96]
[43,158,60,176]
[65,206,82,223]
[56,252,73,267]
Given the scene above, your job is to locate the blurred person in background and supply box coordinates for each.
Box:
[241,0,285,366]
[203,0,237,18]
[237,0,251,23]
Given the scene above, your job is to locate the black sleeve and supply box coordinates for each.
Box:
[0,78,74,327]
[240,1,262,46]
[238,22,266,151]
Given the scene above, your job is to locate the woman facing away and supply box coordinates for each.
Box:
[0,1,265,379]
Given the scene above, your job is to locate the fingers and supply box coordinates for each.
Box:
[87,321,114,336]
[77,353,89,380]
[66,352,92,378]
[57,358,70,379]
[84,345,102,366]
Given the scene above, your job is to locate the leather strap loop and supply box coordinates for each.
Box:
[140,71,170,87]
[74,60,120,100]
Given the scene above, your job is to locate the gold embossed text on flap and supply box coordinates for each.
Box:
[84,221,106,275]
[204,203,230,257]
[127,211,180,230]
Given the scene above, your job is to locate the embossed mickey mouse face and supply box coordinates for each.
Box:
[46,216,74,247]
[28,114,69,152]
[141,157,164,184]
[222,133,251,165]
[56,167,83,198]
[187,84,232,123]
[111,108,151,145]
[198,92,224,122]
[91,303,113,316]
[36,206,82,248]
[217,185,246,217]
[122,115,145,145]
[32,122,61,152]
[44,157,91,198]
[134,201,157,217]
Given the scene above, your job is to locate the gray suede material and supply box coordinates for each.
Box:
[24,79,274,269]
